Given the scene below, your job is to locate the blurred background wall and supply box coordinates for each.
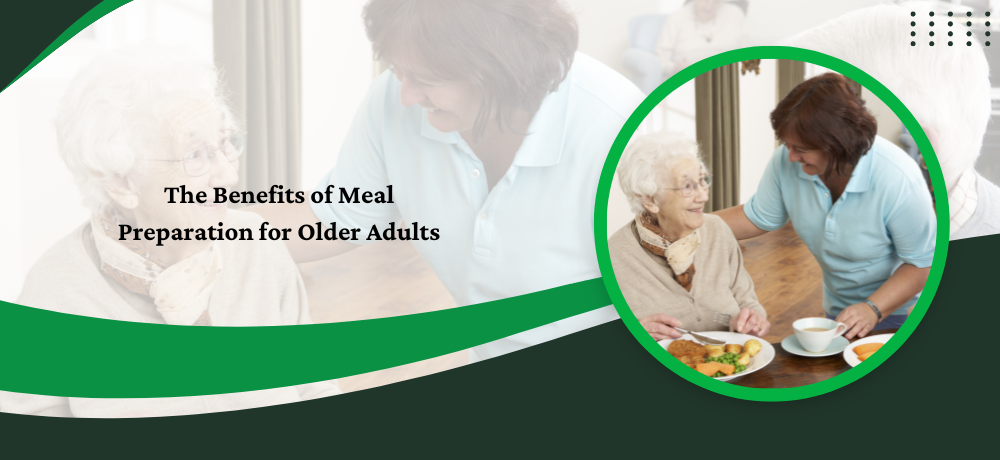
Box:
[0,0,995,300]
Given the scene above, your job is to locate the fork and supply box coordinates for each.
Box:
[714,312,731,328]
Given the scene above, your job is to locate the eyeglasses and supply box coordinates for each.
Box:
[665,174,712,197]
[148,129,246,177]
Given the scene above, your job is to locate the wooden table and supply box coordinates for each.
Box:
[729,329,898,388]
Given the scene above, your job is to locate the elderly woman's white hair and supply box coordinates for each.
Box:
[617,131,705,215]
[782,4,991,190]
[54,47,235,212]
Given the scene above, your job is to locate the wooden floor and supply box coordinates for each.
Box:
[301,223,821,392]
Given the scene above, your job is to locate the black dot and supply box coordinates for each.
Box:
[949,21,954,26]
[911,21,916,26]
[968,41,973,46]
[911,41,916,46]
[930,12,935,17]
[988,41,992,46]
[931,21,935,26]
[968,31,973,36]
[949,12,954,17]
[910,31,916,36]
[988,12,992,17]
[968,21,973,26]
[988,31,992,36]
[987,21,991,26]
[949,31,954,36]
[949,41,954,46]
[912,11,917,17]
[968,11,973,17]
[930,31,935,36]
[930,41,935,46]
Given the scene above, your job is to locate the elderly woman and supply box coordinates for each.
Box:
[656,0,745,77]
[609,132,769,341]
[0,48,340,418]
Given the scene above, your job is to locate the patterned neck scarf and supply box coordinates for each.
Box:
[90,210,220,325]
[635,213,700,291]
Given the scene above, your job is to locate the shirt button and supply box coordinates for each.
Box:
[689,298,694,304]
[471,169,480,178]
[479,212,487,220]
[824,193,829,197]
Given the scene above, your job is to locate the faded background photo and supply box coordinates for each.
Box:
[0,0,993,406]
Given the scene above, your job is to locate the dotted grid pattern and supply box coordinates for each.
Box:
[911,10,991,47]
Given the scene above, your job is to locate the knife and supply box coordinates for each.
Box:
[674,327,726,345]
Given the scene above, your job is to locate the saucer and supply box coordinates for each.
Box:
[781,334,849,357]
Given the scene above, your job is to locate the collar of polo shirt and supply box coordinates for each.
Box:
[795,146,874,194]
[418,68,574,169]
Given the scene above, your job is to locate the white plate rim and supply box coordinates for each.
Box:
[781,334,850,357]
[657,332,774,381]
[842,333,894,367]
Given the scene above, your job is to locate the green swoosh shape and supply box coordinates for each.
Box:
[0,279,610,397]
[0,1,611,398]
[2,0,132,93]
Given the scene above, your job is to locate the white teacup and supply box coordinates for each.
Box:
[793,317,847,353]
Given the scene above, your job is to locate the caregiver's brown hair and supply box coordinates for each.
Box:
[363,0,578,138]
[771,72,877,178]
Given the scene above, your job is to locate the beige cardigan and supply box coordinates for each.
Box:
[608,214,765,332]
[0,210,341,418]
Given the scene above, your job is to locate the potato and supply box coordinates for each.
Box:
[725,344,743,354]
[737,352,751,367]
[744,339,762,357]
[704,344,725,358]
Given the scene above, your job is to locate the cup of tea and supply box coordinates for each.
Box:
[792,317,847,353]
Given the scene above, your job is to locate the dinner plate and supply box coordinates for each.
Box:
[842,333,894,367]
[657,332,774,382]
[781,334,849,357]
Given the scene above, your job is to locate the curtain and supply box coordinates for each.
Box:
[775,59,805,105]
[695,63,740,212]
[213,0,302,199]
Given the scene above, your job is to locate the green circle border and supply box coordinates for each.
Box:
[594,47,948,401]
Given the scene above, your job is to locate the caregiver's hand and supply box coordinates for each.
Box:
[731,307,770,338]
[639,314,683,341]
[836,303,879,339]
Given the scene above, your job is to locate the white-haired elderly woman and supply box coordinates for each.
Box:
[609,132,769,341]
[0,48,340,418]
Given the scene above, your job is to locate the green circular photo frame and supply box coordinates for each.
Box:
[594,46,948,402]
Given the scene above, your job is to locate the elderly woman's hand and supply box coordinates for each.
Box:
[639,313,683,341]
[731,307,770,338]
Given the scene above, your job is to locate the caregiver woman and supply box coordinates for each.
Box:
[716,73,935,339]
[249,0,644,360]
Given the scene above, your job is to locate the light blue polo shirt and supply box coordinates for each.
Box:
[744,136,936,317]
[310,53,645,360]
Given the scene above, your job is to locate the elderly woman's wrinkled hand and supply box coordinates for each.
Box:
[639,313,683,341]
[731,307,770,338]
